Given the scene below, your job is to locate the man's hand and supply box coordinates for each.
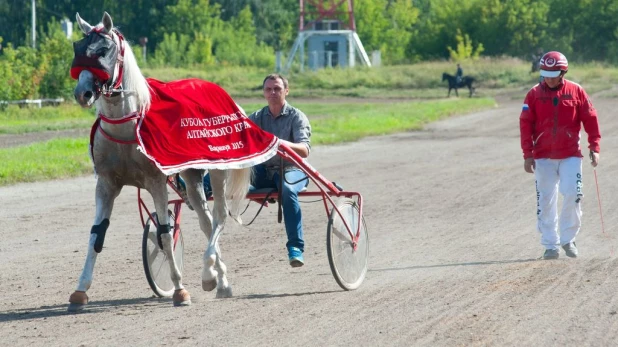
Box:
[524,158,535,173]
[590,151,600,167]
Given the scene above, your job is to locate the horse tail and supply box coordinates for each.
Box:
[225,167,253,224]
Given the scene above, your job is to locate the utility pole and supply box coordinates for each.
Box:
[31,0,36,49]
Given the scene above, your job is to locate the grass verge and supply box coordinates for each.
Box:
[0,98,496,186]
[0,138,92,185]
[0,104,95,134]
[242,98,496,144]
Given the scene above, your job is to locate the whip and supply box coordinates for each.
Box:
[593,168,612,255]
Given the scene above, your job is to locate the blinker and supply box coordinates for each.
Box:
[70,31,118,82]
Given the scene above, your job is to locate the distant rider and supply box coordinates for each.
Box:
[455,63,463,84]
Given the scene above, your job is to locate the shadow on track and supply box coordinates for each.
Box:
[369,258,539,273]
[0,296,170,322]
[240,290,341,300]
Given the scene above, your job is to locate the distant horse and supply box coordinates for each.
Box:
[68,12,253,311]
[442,73,476,97]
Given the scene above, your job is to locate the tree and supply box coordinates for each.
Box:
[447,29,484,61]
[214,5,274,67]
[469,0,549,57]
[382,0,418,64]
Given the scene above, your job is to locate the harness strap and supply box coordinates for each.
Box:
[112,30,125,91]
[99,111,141,124]
[97,125,138,144]
[243,189,278,226]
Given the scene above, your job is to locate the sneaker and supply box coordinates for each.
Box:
[543,248,559,260]
[288,247,304,268]
[174,174,194,211]
[562,242,578,258]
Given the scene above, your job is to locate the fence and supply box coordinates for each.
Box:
[0,98,65,108]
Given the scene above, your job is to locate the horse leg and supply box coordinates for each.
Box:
[68,179,120,312]
[204,169,233,298]
[179,169,220,293]
[150,178,191,306]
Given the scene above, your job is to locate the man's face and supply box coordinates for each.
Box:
[544,75,562,88]
[263,78,288,106]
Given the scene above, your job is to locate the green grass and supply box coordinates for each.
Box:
[2,58,613,134]
[0,104,94,134]
[0,98,495,186]
[0,138,93,185]
[241,98,496,144]
[142,57,618,99]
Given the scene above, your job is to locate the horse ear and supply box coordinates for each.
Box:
[75,13,93,34]
[102,12,113,33]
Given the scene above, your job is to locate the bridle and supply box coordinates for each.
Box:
[87,27,141,144]
[93,26,126,97]
[74,25,131,99]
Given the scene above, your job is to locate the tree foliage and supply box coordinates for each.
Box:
[2,0,618,102]
[447,29,484,61]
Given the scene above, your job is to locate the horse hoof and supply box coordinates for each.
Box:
[216,286,233,298]
[202,279,217,292]
[67,303,85,313]
[173,289,191,307]
[68,291,88,312]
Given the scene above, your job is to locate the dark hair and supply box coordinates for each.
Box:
[262,73,288,89]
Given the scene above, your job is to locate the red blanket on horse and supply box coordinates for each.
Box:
[135,78,279,175]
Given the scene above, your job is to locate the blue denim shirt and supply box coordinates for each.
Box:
[249,102,311,173]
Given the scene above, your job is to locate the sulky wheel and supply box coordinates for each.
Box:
[326,199,368,290]
[142,210,184,297]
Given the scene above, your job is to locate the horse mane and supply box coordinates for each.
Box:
[115,28,151,112]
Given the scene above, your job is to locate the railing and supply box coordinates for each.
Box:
[0,98,65,108]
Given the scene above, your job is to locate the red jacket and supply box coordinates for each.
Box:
[520,79,600,159]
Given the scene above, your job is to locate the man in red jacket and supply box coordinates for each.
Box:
[520,51,601,260]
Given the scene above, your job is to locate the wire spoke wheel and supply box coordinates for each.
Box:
[142,210,184,297]
[327,199,368,290]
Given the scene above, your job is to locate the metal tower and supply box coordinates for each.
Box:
[284,0,371,72]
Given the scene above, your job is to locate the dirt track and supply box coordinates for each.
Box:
[2,97,618,346]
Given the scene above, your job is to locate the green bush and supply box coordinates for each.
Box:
[0,43,39,100]
[38,20,75,99]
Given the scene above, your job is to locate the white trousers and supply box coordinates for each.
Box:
[534,157,583,250]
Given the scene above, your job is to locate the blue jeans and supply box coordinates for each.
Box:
[203,165,308,252]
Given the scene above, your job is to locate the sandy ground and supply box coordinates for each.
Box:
[2,97,618,346]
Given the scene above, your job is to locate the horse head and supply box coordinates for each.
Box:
[442,73,448,81]
[70,12,150,113]
[71,12,124,107]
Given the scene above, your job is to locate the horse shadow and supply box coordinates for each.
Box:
[442,73,476,98]
[0,296,171,322]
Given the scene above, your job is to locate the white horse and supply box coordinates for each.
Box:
[69,12,251,312]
